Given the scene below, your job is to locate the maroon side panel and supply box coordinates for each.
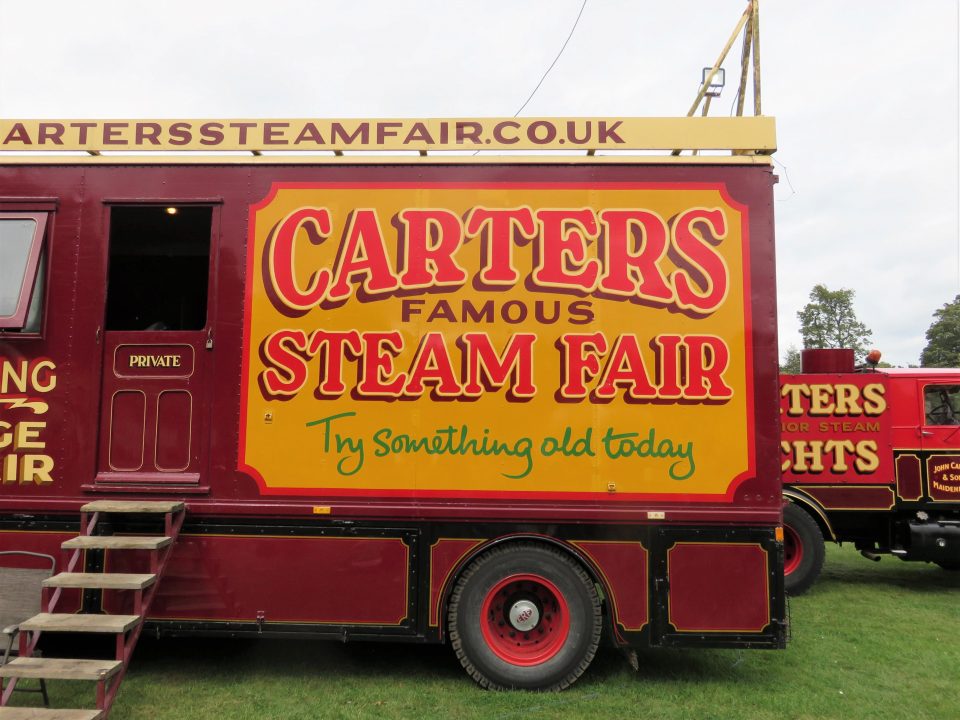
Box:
[428,538,485,627]
[571,540,647,633]
[667,543,769,633]
[109,534,410,624]
[895,454,923,501]
[792,484,895,510]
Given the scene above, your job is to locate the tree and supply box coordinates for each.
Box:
[780,344,801,374]
[921,295,960,367]
[797,284,873,361]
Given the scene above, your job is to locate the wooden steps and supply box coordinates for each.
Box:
[19,614,141,635]
[80,501,183,514]
[2,500,185,717]
[0,709,103,719]
[0,659,122,682]
[61,536,171,551]
[43,573,156,591]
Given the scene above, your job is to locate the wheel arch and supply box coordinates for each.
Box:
[436,533,615,643]
[783,488,836,541]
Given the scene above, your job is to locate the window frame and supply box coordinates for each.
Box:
[0,211,48,329]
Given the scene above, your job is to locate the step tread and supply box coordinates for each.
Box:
[43,573,156,590]
[19,613,141,634]
[62,536,172,551]
[80,500,184,514]
[0,657,123,681]
[0,709,103,720]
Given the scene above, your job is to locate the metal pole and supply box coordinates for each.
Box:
[736,11,753,116]
[685,2,754,117]
[751,0,762,115]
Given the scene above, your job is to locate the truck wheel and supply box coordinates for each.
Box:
[447,542,601,690]
[783,502,825,595]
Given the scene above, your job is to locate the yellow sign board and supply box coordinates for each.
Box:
[239,180,756,500]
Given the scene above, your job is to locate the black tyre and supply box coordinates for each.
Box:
[783,501,825,595]
[447,542,601,690]
[935,561,960,571]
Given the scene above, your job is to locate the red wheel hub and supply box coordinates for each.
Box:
[784,524,803,575]
[480,573,570,666]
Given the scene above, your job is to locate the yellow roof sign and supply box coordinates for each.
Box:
[0,117,775,155]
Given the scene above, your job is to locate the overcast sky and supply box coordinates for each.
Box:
[1,0,957,366]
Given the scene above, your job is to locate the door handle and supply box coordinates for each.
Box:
[919,430,934,437]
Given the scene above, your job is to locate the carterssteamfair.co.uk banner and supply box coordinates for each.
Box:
[239,181,755,499]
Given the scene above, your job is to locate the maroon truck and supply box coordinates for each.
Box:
[1,117,785,716]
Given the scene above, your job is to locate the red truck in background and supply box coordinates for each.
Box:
[780,349,960,593]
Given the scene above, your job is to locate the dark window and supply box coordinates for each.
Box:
[924,384,960,426]
[0,212,47,330]
[106,206,212,331]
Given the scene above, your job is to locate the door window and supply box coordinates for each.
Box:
[105,206,212,331]
[923,384,960,426]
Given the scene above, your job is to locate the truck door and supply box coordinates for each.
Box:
[918,380,960,501]
[918,381,960,450]
[95,205,217,490]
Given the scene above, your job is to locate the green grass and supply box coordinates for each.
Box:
[14,544,960,719]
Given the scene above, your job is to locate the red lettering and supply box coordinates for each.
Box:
[308,330,362,396]
[356,332,406,396]
[684,335,733,399]
[671,208,729,313]
[403,333,462,397]
[559,333,608,399]
[462,333,537,398]
[327,210,400,301]
[595,335,657,399]
[261,330,310,397]
[465,207,536,286]
[598,209,672,302]
[532,209,601,291]
[397,209,467,288]
[268,208,333,311]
